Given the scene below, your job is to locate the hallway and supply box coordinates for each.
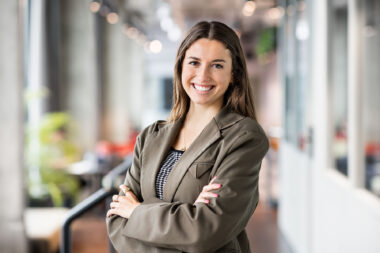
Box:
[71,202,293,253]
[3,0,380,252]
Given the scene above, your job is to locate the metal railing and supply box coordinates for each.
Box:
[60,155,133,253]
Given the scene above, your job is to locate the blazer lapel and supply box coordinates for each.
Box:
[142,107,245,202]
[142,119,184,198]
[163,118,222,202]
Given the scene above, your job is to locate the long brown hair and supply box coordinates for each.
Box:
[168,21,257,122]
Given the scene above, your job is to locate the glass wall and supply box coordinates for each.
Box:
[327,0,348,175]
[361,0,380,197]
[282,0,310,152]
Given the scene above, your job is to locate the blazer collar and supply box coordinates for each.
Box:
[213,107,245,130]
[143,107,245,202]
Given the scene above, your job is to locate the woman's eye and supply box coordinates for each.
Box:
[189,61,199,66]
[213,64,224,69]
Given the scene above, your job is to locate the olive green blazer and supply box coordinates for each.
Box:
[106,107,269,253]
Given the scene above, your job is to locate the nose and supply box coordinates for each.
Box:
[197,64,211,83]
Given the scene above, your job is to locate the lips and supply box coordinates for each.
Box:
[192,83,214,92]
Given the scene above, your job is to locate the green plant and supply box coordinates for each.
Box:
[255,27,276,64]
[26,112,81,207]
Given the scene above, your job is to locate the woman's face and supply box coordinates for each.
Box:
[181,38,233,109]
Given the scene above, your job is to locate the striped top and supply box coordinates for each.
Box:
[155,148,184,200]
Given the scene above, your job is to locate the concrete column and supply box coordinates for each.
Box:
[61,0,98,151]
[0,0,27,252]
[104,22,146,142]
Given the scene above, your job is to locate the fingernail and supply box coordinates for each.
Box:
[205,199,210,203]
[217,184,222,187]
[214,193,219,197]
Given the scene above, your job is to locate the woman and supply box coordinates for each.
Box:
[106,21,269,253]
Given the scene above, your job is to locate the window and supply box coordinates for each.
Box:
[361,0,380,197]
[328,0,348,175]
[282,0,310,152]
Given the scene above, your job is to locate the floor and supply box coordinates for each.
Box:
[246,202,293,253]
[71,201,293,253]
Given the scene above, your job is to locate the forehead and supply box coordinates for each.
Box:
[185,38,232,61]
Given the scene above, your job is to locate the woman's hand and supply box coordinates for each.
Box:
[106,185,141,219]
[194,176,222,205]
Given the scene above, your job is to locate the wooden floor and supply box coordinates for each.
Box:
[71,213,109,253]
[71,202,293,253]
[246,202,293,253]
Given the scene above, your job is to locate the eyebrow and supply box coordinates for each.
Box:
[187,56,226,63]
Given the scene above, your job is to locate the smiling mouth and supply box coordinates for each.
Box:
[192,83,215,92]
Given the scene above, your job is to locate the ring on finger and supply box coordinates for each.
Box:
[121,185,131,193]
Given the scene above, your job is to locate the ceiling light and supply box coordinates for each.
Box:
[296,19,309,41]
[242,1,256,17]
[267,7,285,21]
[89,1,101,13]
[107,12,119,24]
[149,40,162,54]
[168,26,181,41]
[160,17,174,32]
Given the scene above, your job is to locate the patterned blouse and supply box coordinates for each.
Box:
[155,148,184,200]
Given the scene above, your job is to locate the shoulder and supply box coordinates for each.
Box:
[221,114,269,152]
[215,108,267,138]
[135,120,167,145]
[236,117,267,139]
[141,120,167,134]
[222,112,267,139]
[137,120,177,145]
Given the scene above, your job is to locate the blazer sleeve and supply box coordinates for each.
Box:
[106,131,144,247]
[122,131,144,200]
[121,131,269,253]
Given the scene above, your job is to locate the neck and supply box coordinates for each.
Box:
[185,102,222,129]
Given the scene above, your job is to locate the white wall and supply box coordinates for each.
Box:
[278,144,312,253]
[279,0,380,253]
[312,170,380,253]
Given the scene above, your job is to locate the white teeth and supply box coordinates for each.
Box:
[194,84,212,91]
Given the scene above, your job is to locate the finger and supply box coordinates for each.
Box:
[121,190,139,202]
[106,208,117,218]
[118,192,131,202]
[112,195,119,202]
[106,209,112,218]
[202,183,222,192]
[199,192,219,199]
[209,176,217,184]
[119,185,126,193]
[119,185,131,194]
[208,183,222,191]
[194,197,209,204]
[110,201,119,209]
[208,183,222,190]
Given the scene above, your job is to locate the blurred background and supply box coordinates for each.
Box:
[1,0,380,252]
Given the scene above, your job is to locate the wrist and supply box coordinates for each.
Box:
[132,202,141,212]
